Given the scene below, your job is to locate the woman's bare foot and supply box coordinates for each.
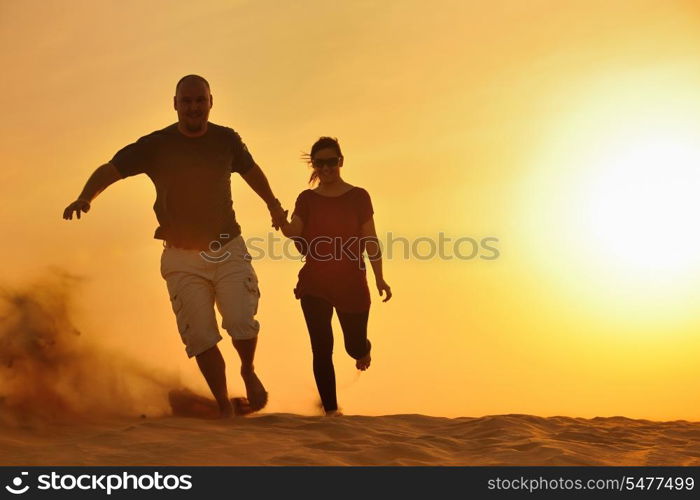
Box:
[325,409,344,417]
[355,352,371,371]
[355,340,371,370]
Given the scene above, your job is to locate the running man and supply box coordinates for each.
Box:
[62,75,287,417]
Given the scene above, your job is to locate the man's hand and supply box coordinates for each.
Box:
[266,197,288,230]
[61,163,121,221]
[270,205,288,230]
[63,199,91,220]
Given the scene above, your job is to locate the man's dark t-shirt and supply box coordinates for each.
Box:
[110,123,256,250]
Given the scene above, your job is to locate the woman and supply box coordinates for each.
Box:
[280,137,392,416]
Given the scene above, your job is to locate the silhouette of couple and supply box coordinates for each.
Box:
[63,75,392,417]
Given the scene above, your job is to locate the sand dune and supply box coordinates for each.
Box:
[1,412,699,466]
[1,272,699,466]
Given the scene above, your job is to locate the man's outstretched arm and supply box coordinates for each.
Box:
[240,164,288,229]
[62,163,122,220]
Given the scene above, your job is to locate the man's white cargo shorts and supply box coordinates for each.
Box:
[160,235,261,358]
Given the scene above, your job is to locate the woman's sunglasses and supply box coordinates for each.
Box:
[312,157,341,168]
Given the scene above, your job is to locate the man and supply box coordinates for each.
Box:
[63,75,287,418]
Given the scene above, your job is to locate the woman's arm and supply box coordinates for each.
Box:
[361,217,392,302]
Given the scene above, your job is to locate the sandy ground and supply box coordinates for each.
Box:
[2,412,699,466]
[2,274,699,466]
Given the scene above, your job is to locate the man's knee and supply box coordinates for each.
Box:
[187,334,222,359]
[224,317,260,341]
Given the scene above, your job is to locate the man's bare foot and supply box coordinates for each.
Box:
[169,388,233,419]
[241,370,268,412]
[355,352,371,371]
[325,409,343,417]
[219,404,235,419]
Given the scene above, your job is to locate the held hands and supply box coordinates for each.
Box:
[376,278,392,302]
[267,199,288,230]
[62,199,91,220]
[271,208,288,230]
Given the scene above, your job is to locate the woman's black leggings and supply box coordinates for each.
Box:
[300,294,371,413]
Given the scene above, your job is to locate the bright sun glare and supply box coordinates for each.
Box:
[582,134,700,277]
[524,72,700,317]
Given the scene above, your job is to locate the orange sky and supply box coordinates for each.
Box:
[2,0,700,420]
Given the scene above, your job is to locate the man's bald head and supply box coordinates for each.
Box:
[174,75,213,137]
[175,74,210,95]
